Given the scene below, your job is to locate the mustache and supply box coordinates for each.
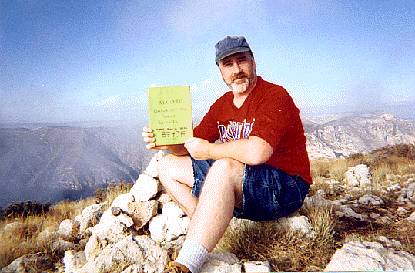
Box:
[231,72,248,82]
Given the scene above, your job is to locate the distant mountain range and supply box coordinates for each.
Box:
[0,124,155,209]
[1,111,414,208]
[304,111,415,160]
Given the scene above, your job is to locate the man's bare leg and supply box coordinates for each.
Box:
[157,154,198,217]
[186,158,245,252]
[159,157,244,272]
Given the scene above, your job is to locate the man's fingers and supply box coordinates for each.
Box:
[143,126,152,132]
[146,143,156,150]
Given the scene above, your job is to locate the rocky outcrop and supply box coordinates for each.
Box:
[3,151,415,272]
[324,241,415,271]
[58,151,290,272]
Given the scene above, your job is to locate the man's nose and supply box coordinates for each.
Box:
[231,61,242,73]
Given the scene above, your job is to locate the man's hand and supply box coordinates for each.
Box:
[142,126,169,150]
[184,137,210,160]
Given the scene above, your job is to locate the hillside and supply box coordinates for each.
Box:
[0,125,154,208]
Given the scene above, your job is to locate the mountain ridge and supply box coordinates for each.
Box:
[1,111,415,208]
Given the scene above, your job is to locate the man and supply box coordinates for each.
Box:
[142,36,312,273]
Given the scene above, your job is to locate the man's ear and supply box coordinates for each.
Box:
[252,56,257,72]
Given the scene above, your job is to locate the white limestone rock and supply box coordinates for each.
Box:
[78,235,167,273]
[407,211,415,221]
[358,194,384,206]
[165,216,190,241]
[243,261,271,272]
[344,164,371,188]
[149,215,167,242]
[127,200,159,230]
[51,238,77,252]
[90,213,134,246]
[58,219,79,238]
[145,150,167,178]
[84,233,102,262]
[2,253,54,273]
[109,193,135,213]
[201,250,242,273]
[79,235,146,273]
[64,250,87,273]
[335,205,368,221]
[130,174,160,201]
[277,214,316,238]
[324,240,415,271]
[162,201,185,219]
[75,203,106,234]
[148,213,190,243]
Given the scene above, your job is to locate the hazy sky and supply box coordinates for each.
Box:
[1,0,414,123]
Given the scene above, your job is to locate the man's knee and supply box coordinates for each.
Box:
[157,154,193,187]
[209,158,244,183]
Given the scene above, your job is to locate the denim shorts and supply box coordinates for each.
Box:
[190,157,310,222]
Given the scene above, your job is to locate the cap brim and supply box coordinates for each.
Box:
[215,47,250,63]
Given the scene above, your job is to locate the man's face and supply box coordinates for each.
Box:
[218,51,257,94]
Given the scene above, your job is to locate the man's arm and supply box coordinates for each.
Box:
[184,136,273,165]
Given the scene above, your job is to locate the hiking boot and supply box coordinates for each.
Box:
[162,261,192,273]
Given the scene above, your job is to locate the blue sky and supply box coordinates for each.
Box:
[1,0,414,123]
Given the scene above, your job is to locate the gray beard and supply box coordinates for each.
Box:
[230,78,250,94]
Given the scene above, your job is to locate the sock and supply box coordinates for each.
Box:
[175,239,209,273]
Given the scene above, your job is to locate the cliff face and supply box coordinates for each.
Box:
[305,112,415,160]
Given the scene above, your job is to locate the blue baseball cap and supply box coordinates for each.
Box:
[215,36,252,64]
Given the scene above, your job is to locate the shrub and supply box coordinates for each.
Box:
[1,201,50,220]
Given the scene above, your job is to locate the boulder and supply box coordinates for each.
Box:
[63,250,87,273]
[335,205,368,221]
[127,200,159,230]
[79,235,167,273]
[1,253,54,273]
[145,150,166,178]
[75,203,106,234]
[344,164,371,188]
[149,214,190,243]
[162,201,185,219]
[358,194,384,206]
[324,241,415,271]
[243,261,271,272]
[407,211,415,221]
[58,219,79,238]
[200,250,242,273]
[130,174,160,202]
[51,238,77,252]
[277,214,316,238]
[91,213,134,245]
[149,201,189,243]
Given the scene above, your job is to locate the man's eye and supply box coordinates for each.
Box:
[223,62,232,67]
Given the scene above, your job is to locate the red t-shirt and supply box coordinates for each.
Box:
[193,76,312,184]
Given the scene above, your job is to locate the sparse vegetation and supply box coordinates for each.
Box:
[1,144,415,271]
[216,143,415,271]
[0,181,133,269]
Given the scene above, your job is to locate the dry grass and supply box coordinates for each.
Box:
[216,203,337,271]
[0,181,133,269]
[0,197,96,269]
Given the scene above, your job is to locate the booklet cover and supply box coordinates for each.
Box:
[147,85,193,146]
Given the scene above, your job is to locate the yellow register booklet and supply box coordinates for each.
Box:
[147,85,193,146]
